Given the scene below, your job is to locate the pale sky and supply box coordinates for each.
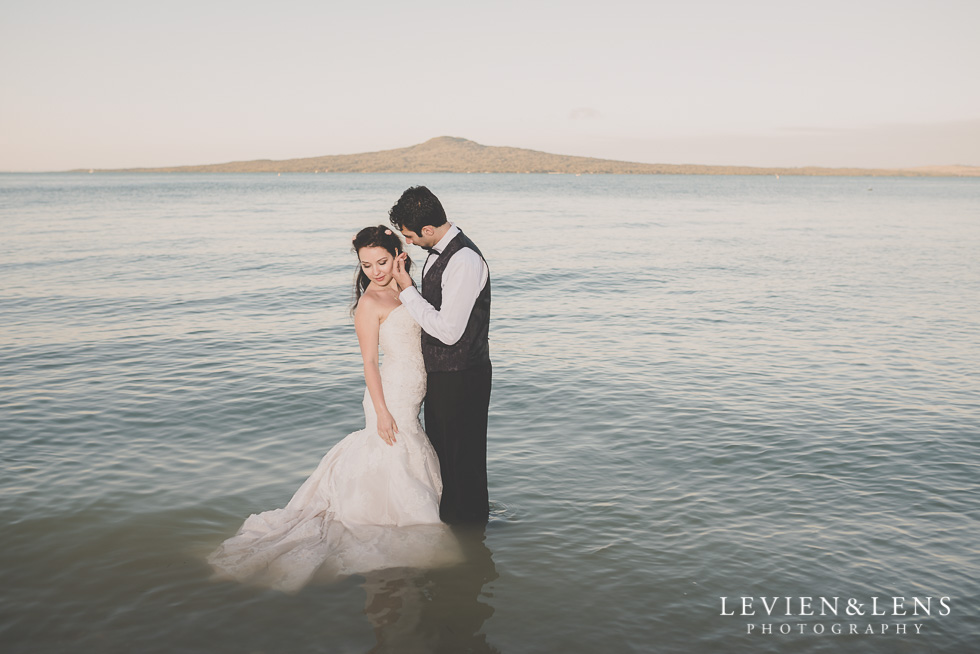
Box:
[2,0,978,171]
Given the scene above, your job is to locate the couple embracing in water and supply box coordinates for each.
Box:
[209,186,492,591]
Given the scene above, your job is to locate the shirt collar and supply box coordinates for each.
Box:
[430,223,459,255]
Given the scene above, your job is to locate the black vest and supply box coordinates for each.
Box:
[420,231,491,373]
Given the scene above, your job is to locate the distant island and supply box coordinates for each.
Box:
[81,136,980,177]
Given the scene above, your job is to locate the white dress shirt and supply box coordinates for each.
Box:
[399,224,489,346]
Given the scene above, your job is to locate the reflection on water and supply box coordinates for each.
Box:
[362,527,499,653]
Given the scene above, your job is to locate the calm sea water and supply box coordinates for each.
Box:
[1,172,978,653]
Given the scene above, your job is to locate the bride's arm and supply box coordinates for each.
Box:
[354,298,398,446]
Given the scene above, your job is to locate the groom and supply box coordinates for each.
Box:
[389,186,491,525]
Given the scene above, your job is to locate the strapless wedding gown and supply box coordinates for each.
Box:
[208,305,459,592]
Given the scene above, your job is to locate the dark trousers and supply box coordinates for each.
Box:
[424,362,491,524]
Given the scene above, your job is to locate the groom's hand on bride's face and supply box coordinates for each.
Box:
[393,253,412,290]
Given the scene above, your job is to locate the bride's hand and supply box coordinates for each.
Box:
[377,409,398,446]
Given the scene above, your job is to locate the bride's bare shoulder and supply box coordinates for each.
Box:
[354,292,383,321]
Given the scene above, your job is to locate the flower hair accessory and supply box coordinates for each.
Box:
[385,229,392,235]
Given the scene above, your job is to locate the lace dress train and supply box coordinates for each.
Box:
[207,306,461,592]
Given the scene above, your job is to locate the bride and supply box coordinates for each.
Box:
[208,226,459,592]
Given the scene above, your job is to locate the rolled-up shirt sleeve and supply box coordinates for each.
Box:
[399,248,488,346]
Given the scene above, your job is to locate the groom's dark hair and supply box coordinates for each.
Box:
[388,186,448,234]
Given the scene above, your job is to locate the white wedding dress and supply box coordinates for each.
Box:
[208,305,460,592]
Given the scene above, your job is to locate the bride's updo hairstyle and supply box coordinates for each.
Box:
[350,225,412,314]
